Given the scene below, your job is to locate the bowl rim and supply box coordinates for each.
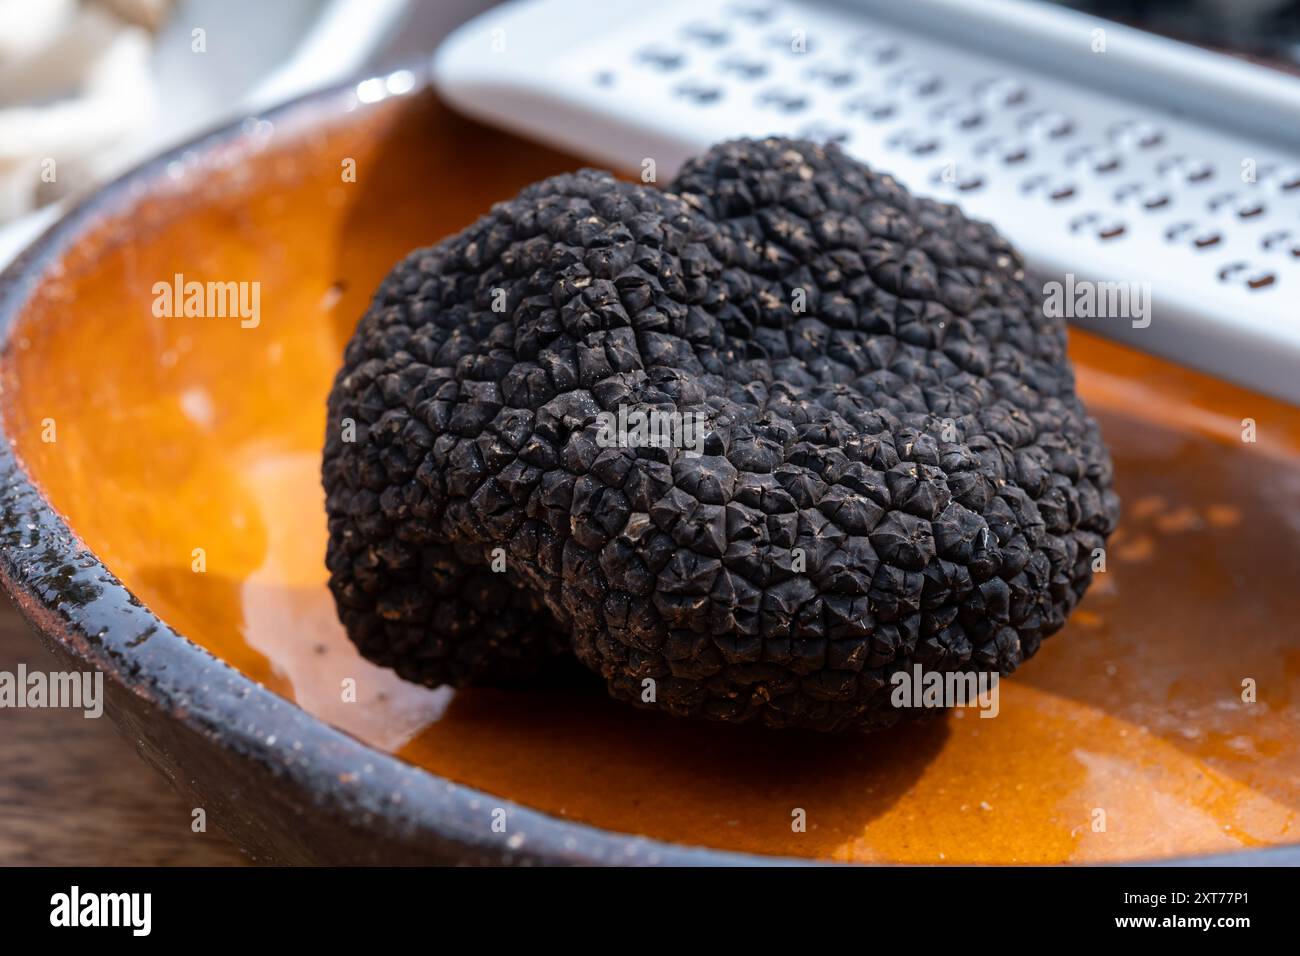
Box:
[0,65,1296,867]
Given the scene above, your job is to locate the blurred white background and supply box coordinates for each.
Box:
[0,0,495,269]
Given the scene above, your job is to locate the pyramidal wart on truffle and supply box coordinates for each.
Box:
[321,137,1120,732]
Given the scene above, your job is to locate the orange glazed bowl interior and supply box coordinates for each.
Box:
[0,70,1297,865]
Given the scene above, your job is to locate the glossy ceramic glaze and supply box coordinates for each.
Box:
[0,72,1296,864]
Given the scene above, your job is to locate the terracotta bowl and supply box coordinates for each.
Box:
[1,67,1297,865]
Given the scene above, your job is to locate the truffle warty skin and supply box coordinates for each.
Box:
[322,138,1120,732]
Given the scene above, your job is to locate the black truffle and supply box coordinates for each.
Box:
[322,137,1119,732]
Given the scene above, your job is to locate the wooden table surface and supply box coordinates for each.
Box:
[0,596,247,865]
